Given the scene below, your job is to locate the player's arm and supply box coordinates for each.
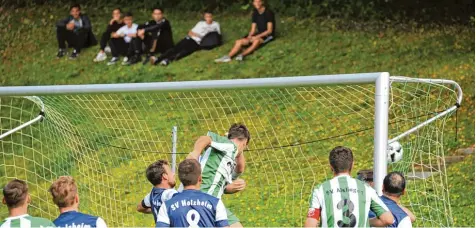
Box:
[155,204,170,227]
[224,179,246,194]
[187,136,212,160]
[369,191,394,226]
[399,205,416,222]
[247,23,257,38]
[304,187,321,227]
[137,193,152,214]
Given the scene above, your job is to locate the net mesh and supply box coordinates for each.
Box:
[0,77,459,226]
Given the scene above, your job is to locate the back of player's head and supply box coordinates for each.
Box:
[329,146,354,173]
[178,159,201,187]
[146,160,169,185]
[49,176,78,208]
[228,123,251,144]
[383,172,406,197]
[2,179,29,208]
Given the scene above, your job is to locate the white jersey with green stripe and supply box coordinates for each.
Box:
[199,131,239,199]
[0,214,56,228]
[309,174,390,227]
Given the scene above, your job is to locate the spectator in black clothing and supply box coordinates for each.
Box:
[93,8,124,62]
[125,7,174,65]
[56,4,97,59]
[151,11,221,66]
[108,12,138,65]
[215,0,275,62]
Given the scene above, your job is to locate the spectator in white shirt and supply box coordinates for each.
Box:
[151,11,221,66]
[108,12,138,65]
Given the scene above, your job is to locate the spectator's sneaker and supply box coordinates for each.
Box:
[159,59,169,66]
[56,49,66,58]
[235,55,244,61]
[69,50,79,60]
[122,57,128,64]
[107,57,119,65]
[104,46,111,53]
[129,56,141,65]
[94,52,107,62]
[214,55,231,63]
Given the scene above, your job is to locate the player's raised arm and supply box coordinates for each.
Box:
[187,136,212,160]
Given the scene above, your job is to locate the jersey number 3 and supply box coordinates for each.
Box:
[337,199,357,227]
[186,209,201,228]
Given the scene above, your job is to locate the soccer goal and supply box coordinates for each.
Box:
[0,73,462,226]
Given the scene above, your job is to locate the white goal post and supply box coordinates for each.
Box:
[0,72,463,226]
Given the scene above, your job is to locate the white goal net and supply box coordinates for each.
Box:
[0,73,461,226]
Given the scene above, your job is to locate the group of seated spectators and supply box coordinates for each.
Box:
[55,0,275,66]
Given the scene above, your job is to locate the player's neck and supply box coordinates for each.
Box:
[333,172,350,177]
[384,194,400,204]
[183,185,200,190]
[59,205,79,214]
[8,206,28,218]
[155,183,172,189]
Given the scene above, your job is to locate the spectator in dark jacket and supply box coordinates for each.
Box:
[93,8,124,62]
[56,4,97,59]
[151,11,221,66]
[125,7,174,65]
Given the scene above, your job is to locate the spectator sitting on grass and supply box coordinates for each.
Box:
[108,12,138,66]
[215,0,275,62]
[56,4,97,60]
[126,7,174,65]
[151,10,221,66]
[93,8,124,62]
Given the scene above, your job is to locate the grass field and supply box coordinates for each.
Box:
[0,5,474,227]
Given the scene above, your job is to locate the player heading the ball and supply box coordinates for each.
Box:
[184,123,250,227]
[156,159,229,227]
[304,146,395,227]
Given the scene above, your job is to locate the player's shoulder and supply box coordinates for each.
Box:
[29,216,56,226]
[207,131,231,143]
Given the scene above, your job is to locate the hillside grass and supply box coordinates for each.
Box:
[0,5,474,227]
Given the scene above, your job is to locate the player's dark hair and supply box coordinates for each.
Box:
[329,146,353,173]
[70,4,81,11]
[383,171,406,197]
[203,9,213,15]
[152,7,164,13]
[178,159,201,187]
[146,160,169,186]
[357,169,374,183]
[3,179,28,208]
[228,123,251,144]
[124,12,133,18]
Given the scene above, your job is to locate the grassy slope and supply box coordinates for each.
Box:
[0,6,474,227]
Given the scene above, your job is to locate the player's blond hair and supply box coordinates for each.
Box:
[49,176,78,208]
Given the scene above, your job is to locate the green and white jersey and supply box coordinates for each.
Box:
[199,131,239,199]
[0,214,55,228]
[308,174,389,227]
